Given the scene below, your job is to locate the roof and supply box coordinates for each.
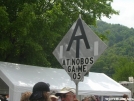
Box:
[0,62,131,100]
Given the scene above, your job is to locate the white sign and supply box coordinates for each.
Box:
[53,17,107,83]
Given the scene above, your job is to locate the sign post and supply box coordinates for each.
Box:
[76,82,78,99]
[53,15,107,99]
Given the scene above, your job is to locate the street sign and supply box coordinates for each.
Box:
[53,17,107,83]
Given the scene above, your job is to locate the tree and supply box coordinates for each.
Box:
[112,57,134,81]
[0,0,118,67]
[90,21,134,77]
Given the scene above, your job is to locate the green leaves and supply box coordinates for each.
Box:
[90,21,134,79]
[112,57,134,81]
[0,7,9,30]
[0,0,118,67]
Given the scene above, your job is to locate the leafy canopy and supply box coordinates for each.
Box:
[0,0,118,67]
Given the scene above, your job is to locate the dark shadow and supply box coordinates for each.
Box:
[0,78,9,95]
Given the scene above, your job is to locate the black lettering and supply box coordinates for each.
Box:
[83,65,87,72]
[85,58,89,64]
[72,59,75,65]
[68,66,71,72]
[72,66,75,72]
[66,18,90,58]
[66,59,70,65]
[81,58,84,65]
[76,58,80,65]
[78,65,82,72]
[73,73,76,79]
[77,73,81,79]
[90,57,94,64]
[62,60,65,65]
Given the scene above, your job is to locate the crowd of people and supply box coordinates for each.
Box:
[1,81,128,101]
[20,82,79,101]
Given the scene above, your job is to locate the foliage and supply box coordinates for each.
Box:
[0,0,133,82]
[0,0,118,67]
[90,21,134,80]
[112,57,134,81]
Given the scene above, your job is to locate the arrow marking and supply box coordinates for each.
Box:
[66,18,90,58]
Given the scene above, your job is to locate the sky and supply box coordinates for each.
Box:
[101,0,134,28]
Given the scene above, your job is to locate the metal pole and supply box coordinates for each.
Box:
[75,82,79,99]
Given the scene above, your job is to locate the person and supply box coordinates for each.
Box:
[0,95,7,101]
[82,95,97,101]
[29,82,51,101]
[50,95,58,101]
[55,87,77,101]
[0,95,4,101]
[20,92,31,101]
[82,97,88,101]
[5,94,9,101]
[90,95,97,101]
[121,94,128,101]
